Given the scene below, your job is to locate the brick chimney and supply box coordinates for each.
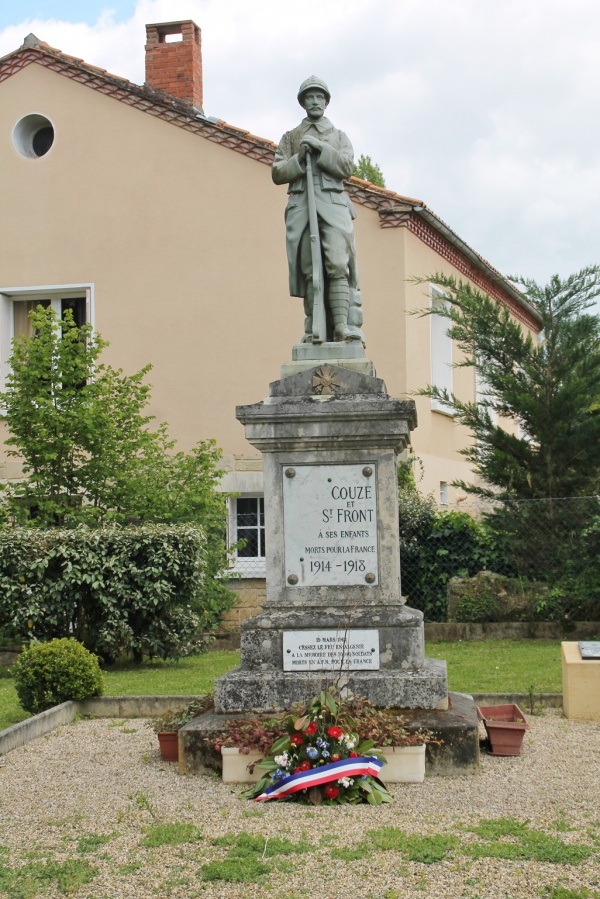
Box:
[145,20,203,111]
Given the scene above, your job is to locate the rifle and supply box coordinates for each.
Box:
[304,151,326,343]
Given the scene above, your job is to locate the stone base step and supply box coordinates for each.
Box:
[214,658,448,713]
[179,691,480,778]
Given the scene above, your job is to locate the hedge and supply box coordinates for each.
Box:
[0,524,214,662]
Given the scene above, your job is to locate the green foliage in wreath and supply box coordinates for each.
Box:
[237,692,397,805]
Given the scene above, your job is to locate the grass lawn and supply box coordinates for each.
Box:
[0,640,563,732]
[426,639,563,694]
[0,668,29,732]
[0,651,240,733]
[101,650,240,696]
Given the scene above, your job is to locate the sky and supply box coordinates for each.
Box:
[1,0,600,293]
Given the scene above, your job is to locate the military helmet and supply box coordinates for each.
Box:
[297,76,331,106]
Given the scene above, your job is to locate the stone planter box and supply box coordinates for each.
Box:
[221,747,263,783]
[221,744,426,784]
[378,744,426,783]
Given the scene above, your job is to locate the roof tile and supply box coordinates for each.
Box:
[0,36,539,327]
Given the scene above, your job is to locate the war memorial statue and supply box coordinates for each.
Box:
[196,76,478,782]
[272,76,364,345]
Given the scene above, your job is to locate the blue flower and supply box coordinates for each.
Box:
[272,768,287,781]
[321,750,330,759]
[306,746,318,759]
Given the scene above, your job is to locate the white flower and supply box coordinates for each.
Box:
[274,752,289,767]
[338,777,354,788]
[342,735,356,749]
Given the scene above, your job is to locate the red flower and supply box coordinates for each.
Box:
[298,760,311,771]
[327,726,343,740]
[349,751,359,758]
[305,721,318,735]
[324,784,339,799]
[330,753,341,762]
[290,734,304,746]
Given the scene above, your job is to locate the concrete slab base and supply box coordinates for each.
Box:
[179,691,480,778]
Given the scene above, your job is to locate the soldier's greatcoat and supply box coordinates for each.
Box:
[272,116,359,299]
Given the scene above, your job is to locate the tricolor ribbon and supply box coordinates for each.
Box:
[255,755,385,802]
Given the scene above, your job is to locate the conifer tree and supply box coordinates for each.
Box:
[418,267,600,499]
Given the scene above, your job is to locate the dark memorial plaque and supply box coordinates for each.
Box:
[578,641,600,660]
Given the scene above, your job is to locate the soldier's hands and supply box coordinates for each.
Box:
[299,136,324,159]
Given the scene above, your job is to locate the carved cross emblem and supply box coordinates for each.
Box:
[312,365,340,396]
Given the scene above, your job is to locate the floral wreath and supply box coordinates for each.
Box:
[241,691,392,805]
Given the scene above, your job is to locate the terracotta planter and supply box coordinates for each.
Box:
[157,731,179,762]
[221,744,425,784]
[477,703,529,756]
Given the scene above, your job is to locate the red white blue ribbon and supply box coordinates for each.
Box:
[254,756,385,802]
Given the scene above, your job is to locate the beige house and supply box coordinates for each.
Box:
[0,21,540,616]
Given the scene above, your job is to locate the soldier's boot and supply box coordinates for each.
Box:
[329,278,359,341]
[301,286,314,342]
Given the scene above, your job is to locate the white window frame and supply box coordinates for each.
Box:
[228,494,266,578]
[0,283,95,396]
[439,481,449,505]
[429,284,454,416]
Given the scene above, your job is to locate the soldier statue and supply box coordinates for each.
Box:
[272,76,364,345]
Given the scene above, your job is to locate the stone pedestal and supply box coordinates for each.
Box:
[281,340,375,378]
[562,641,600,721]
[215,362,448,713]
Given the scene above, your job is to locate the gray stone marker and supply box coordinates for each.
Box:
[214,363,448,712]
[214,76,447,716]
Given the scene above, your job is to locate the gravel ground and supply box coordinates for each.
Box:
[0,710,599,898]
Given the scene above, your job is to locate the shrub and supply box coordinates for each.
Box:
[0,306,236,628]
[399,486,500,621]
[0,524,218,662]
[13,637,104,713]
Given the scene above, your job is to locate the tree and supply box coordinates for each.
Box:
[418,267,600,499]
[352,154,386,188]
[0,304,234,634]
[1,307,224,519]
[1,305,160,523]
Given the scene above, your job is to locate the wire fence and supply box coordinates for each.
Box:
[221,495,600,630]
[399,494,600,623]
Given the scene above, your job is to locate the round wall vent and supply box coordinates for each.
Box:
[13,114,55,158]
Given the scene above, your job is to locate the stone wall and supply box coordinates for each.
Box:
[220,579,266,631]
[447,570,550,623]
[425,621,600,642]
